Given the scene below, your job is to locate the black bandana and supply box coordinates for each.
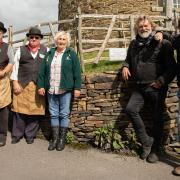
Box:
[135,32,155,47]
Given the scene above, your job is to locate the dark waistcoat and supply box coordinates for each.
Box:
[18,44,47,86]
[0,42,9,69]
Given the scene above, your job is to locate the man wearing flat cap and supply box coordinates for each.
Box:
[11,27,48,144]
[0,21,14,147]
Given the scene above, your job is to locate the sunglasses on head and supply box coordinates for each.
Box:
[29,36,40,40]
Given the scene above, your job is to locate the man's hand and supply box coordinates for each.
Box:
[122,67,131,81]
[154,32,163,43]
[150,82,162,89]
[74,90,81,98]
[13,81,23,95]
[38,88,45,96]
[0,70,6,78]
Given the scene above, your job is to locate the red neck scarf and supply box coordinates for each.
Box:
[28,44,40,54]
[0,40,3,47]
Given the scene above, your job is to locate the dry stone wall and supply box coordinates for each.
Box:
[39,72,179,144]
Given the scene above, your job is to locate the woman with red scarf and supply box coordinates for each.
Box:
[10,27,48,144]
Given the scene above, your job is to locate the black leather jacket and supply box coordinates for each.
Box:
[123,37,176,86]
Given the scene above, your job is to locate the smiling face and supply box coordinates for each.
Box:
[137,19,152,38]
[28,35,41,48]
[56,34,68,52]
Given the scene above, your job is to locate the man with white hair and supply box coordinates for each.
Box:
[122,15,176,163]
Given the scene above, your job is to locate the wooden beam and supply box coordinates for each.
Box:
[93,15,116,64]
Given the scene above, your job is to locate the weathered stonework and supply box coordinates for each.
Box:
[38,72,179,145]
[59,0,163,20]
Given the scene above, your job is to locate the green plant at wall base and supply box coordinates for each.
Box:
[94,125,140,155]
[94,124,113,149]
[125,130,140,154]
[94,124,126,151]
[66,131,75,144]
[112,130,125,150]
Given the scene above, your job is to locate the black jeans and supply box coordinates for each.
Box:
[125,85,167,150]
[12,112,40,139]
[0,106,8,136]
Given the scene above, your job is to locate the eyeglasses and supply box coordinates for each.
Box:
[29,36,40,40]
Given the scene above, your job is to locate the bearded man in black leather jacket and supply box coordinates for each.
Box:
[122,15,176,163]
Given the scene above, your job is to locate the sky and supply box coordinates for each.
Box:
[0,0,58,31]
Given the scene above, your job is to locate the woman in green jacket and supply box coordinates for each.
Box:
[37,31,81,151]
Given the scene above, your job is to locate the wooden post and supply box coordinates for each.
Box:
[165,0,173,30]
[130,15,135,40]
[73,17,78,53]
[48,22,56,39]
[174,9,179,35]
[77,6,85,72]
[93,15,116,64]
[8,26,13,46]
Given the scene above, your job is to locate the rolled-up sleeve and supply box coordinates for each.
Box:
[7,45,15,64]
[10,48,21,81]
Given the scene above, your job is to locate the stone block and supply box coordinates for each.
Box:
[95,82,113,89]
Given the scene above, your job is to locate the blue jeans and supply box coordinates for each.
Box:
[47,92,72,128]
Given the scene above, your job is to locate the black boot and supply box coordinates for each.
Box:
[48,126,59,151]
[0,134,6,147]
[56,127,67,151]
[140,137,154,160]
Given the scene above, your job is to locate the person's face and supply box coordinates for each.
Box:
[138,20,152,38]
[28,35,41,47]
[56,34,68,51]
[0,30,4,41]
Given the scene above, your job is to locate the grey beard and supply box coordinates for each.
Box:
[138,31,152,38]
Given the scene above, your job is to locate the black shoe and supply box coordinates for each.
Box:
[11,137,20,144]
[26,138,34,144]
[147,152,159,163]
[140,137,154,160]
[172,166,180,176]
[0,135,6,147]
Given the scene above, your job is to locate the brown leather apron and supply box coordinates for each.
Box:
[11,81,45,115]
[0,74,11,108]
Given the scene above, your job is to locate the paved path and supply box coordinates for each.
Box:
[0,134,179,180]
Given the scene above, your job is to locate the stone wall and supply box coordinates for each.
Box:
[39,72,179,144]
[59,0,163,20]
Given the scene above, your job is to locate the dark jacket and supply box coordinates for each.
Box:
[37,47,81,91]
[0,42,9,69]
[123,38,176,86]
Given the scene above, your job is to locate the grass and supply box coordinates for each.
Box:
[82,50,124,73]
[83,50,109,60]
[84,60,122,73]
